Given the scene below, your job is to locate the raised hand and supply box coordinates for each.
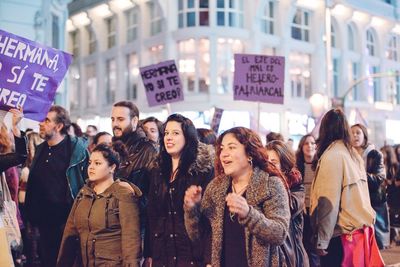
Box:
[9,106,23,137]
[226,193,250,219]
[184,185,202,209]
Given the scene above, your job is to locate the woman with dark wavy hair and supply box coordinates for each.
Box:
[266,140,309,267]
[144,114,214,267]
[184,127,290,266]
[310,109,378,267]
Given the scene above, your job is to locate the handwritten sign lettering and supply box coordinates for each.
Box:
[140,60,184,107]
[233,54,285,104]
[0,29,72,121]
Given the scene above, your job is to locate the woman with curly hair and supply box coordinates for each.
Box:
[184,127,290,266]
[266,140,309,267]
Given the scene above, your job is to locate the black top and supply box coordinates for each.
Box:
[221,185,248,267]
[29,136,71,225]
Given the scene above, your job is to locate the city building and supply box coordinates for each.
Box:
[67,0,400,146]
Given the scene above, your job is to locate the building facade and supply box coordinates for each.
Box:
[67,0,400,146]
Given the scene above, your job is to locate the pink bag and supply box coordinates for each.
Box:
[340,226,384,267]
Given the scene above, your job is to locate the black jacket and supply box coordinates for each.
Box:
[0,134,27,172]
[145,143,214,267]
[364,146,387,206]
[114,131,158,196]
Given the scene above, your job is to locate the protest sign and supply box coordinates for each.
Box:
[210,108,224,134]
[0,29,72,121]
[233,54,285,104]
[140,60,184,107]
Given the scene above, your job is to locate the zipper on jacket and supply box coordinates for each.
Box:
[85,195,95,267]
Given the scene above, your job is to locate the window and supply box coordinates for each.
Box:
[148,1,163,35]
[52,15,59,49]
[347,24,355,51]
[331,25,336,48]
[387,34,399,61]
[126,53,138,100]
[178,38,210,93]
[289,52,311,98]
[366,29,376,56]
[216,0,244,28]
[178,0,209,28]
[291,9,310,42]
[70,66,80,110]
[261,1,274,34]
[348,62,360,101]
[87,27,96,54]
[332,58,339,97]
[126,7,139,42]
[105,59,117,105]
[216,38,244,94]
[369,65,380,102]
[86,64,97,108]
[70,30,79,57]
[106,17,116,49]
[396,71,400,104]
[149,45,164,64]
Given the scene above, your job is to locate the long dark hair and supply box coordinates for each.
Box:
[266,140,302,188]
[313,109,353,169]
[159,114,198,184]
[215,127,288,192]
[295,134,315,177]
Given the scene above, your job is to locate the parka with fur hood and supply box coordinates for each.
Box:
[145,143,214,267]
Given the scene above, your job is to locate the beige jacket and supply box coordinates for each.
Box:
[310,140,375,250]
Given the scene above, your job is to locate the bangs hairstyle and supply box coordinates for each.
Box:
[295,134,315,176]
[351,123,369,149]
[215,127,288,191]
[314,108,353,169]
[159,114,199,182]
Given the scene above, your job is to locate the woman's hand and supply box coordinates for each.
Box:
[226,193,250,219]
[9,107,23,137]
[316,248,328,256]
[143,257,152,267]
[184,185,202,209]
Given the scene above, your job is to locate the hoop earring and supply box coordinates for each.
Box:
[248,157,253,166]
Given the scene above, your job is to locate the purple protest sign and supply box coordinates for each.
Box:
[210,108,224,134]
[233,54,285,104]
[0,29,72,121]
[140,60,184,107]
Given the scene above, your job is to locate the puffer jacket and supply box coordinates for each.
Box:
[145,143,214,267]
[57,181,142,267]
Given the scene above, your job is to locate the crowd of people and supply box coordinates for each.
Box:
[0,101,399,267]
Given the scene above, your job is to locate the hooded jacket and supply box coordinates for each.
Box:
[57,181,142,267]
[145,143,214,267]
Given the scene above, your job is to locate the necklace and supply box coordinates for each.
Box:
[229,183,248,221]
[170,168,179,182]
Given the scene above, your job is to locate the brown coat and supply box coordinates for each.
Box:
[57,181,142,267]
[184,167,290,267]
